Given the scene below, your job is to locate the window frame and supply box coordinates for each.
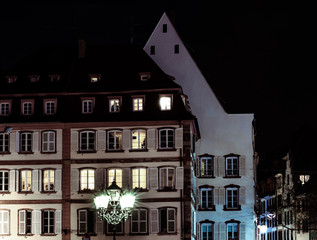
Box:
[159,128,175,150]
[0,209,10,235]
[132,96,144,112]
[41,130,56,153]
[0,100,11,116]
[20,169,32,192]
[18,209,32,235]
[21,99,34,116]
[132,167,147,190]
[81,98,94,114]
[20,132,33,153]
[131,129,147,150]
[130,208,148,234]
[79,130,96,152]
[79,168,95,191]
[200,187,214,210]
[225,186,240,210]
[0,133,9,153]
[0,170,9,192]
[225,155,239,177]
[108,97,121,113]
[200,221,214,240]
[200,156,214,177]
[42,209,55,235]
[226,221,239,240]
[107,168,122,188]
[159,167,175,190]
[159,207,176,234]
[159,95,172,111]
[43,99,57,115]
[107,130,123,151]
[78,208,95,235]
[42,169,55,192]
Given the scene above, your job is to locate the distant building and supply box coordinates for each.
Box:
[0,42,199,240]
[144,12,256,240]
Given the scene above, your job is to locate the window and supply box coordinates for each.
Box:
[5,75,16,83]
[138,72,150,81]
[107,221,123,235]
[80,131,95,152]
[109,98,120,112]
[163,23,167,33]
[108,169,122,188]
[0,102,10,116]
[226,156,239,177]
[42,210,55,234]
[159,129,174,149]
[200,187,214,210]
[174,44,179,54]
[131,208,147,234]
[0,170,9,192]
[159,96,172,110]
[0,210,9,234]
[42,131,56,153]
[29,75,39,83]
[201,222,213,240]
[80,169,95,191]
[18,209,32,235]
[107,130,122,150]
[150,45,155,55]
[44,100,56,115]
[160,208,176,233]
[299,175,310,185]
[43,169,55,191]
[131,129,146,149]
[226,187,239,210]
[160,167,175,189]
[20,132,32,153]
[133,98,144,111]
[49,74,60,82]
[78,209,95,234]
[227,222,239,240]
[200,156,214,177]
[82,99,94,114]
[89,74,101,82]
[0,133,9,153]
[22,101,33,115]
[132,168,146,189]
[20,170,32,192]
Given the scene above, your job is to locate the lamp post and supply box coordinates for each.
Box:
[93,180,136,240]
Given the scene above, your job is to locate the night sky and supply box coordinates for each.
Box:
[1,1,316,155]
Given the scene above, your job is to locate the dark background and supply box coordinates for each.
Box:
[1,1,316,155]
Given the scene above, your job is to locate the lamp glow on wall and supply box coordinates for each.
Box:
[94,180,136,240]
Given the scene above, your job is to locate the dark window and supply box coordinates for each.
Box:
[150,45,155,55]
[163,24,167,33]
[174,44,179,54]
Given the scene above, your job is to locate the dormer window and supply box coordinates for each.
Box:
[139,72,150,81]
[89,74,101,83]
[21,99,34,116]
[29,75,39,83]
[49,74,60,82]
[5,76,17,84]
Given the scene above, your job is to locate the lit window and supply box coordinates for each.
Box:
[200,156,214,177]
[43,169,55,191]
[299,175,310,185]
[107,130,122,150]
[160,167,175,189]
[201,222,213,240]
[159,96,172,110]
[133,98,144,111]
[0,133,9,153]
[42,210,55,234]
[80,131,95,151]
[89,74,101,82]
[109,98,120,112]
[131,129,146,149]
[160,208,176,233]
[227,222,239,240]
[132,168,147,189]
[20,170,32,191]
[0,102,10,116]
[80,169,95,191]
[226,156,239,177]
[108,169,122,188]
[20,132,32,153]
[0,170,9,192]
[200,188,214,209]
[131,208,147,234]
[159,129,174,149]
[0,210,9,234]
[226,187,239,209]
[18,209,32,235]
[42,131,56,152]
[138,72,150,81]
[82,99,94,114]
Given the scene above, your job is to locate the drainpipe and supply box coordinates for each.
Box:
[179,120,184,240]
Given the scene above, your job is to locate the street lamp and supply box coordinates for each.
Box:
[93,180,136,240]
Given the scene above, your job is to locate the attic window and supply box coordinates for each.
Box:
[139,72,150,81]
[89,74,101,83]
[299,175,310,185]
[163,24,167,33]
[5,76,17,84]
[29,75,39,83]
[49,74,60,82]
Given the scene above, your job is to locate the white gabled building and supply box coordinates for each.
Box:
[144,12,256,240]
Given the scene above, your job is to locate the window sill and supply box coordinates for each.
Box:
[198,176,215,178]
[41,151,57,154]
[78,189,94,194]
[129,232,149,235]
[106,149,124,153]
[18,234,34,236]
[198,206,216,211]
[158,232,177,235]
[0,191,10,194]
[133,188,148,192]
[18,151,34,154]
[129,149,148,152]
[41,191,57,194]
[18,191,34,194]
[223,176,241,178]
[40,233,57,236]
[77,150,97,154]
[157,148,176,152]
[223,205,241,211]
[0,151,10,155]
[157,188,176,192]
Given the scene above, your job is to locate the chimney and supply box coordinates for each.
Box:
[78,39,86,58]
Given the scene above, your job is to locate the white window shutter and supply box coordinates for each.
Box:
[214,188,219,205]
[95,214,104,234]
[122,168,131,189]
[55,169,62,192]
[38,170,42,192]
[147,129,156,149]
[71,131,78,151]
[214,157,218,177]
[150,209,159,233]
[55,210,62,234]
[239,155,246,176]
[32,131,39,152]
[16,131,20,152]
[149,168,158,189]
[9,170,16,192]
[217,157,225,177]
[122,129,131,150]
[71,168,79,192]
[240,186,246,205]
[32,170,39,192]
[32,210,41,234]
[218,187,225,205]
[95,168,104,190]
[175,167,184,189]
[219,222,226,240]
[15,170,19,191]
[214,222,219,240]
[175,128,183,149]
[239,223,246,240]
[97,130,106,151]
[19,210,26,234]
[9,132,16,153]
